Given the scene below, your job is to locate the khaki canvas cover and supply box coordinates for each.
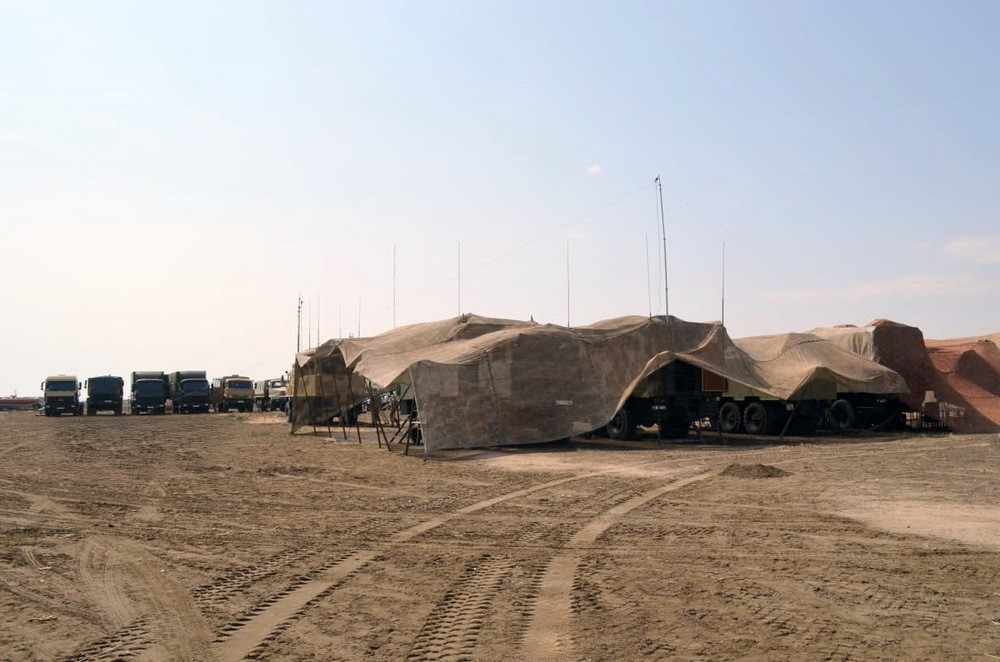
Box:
[812,320,1000,432]
[810,320,937,411]
[291,314,907,451]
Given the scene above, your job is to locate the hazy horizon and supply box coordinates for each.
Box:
[3,1,999,396]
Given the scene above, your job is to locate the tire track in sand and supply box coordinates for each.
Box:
[521,471,715,661]
[407,556,518,661]
[211,469,640,661]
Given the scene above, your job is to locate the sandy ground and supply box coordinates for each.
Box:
[0,411,998,661]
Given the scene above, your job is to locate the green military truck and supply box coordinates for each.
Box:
[85,375,124,415]
[131,371,169,415]
[169,371,211,413]
[211,375,254,412]
[41,375,83,416]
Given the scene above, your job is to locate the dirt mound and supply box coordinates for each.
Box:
[720,463,790,479]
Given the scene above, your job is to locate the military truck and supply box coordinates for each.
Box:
[41,375,83,416]
[211,375,254,412]
[85,375,124,415]
[168,371,211,414]
[603,362,724,440]
[130,371,168,415]
[254,377,289,412]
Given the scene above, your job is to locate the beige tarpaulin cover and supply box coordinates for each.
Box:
[291,314,906,451]
[733,333,908,401]
[811,320,1000,432]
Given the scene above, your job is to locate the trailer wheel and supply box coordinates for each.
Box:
[718,402,742,434]
[743,402,770,435]
[605,408,636,440]
[830,399,854,433]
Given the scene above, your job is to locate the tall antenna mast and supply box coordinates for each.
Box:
[392,243,397,329]
[645,234,652,319]
[296,295,303,352]
[656,175,669,318]
[357,295,361,338]
[316,295,320,344]
[566,240,570,327]
[338,301,342,339]
[457,241,461,316]
[307,299,312,348]
[721,242,726,326]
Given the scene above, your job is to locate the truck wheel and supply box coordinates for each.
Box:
[830,399,854,433]
[115,407,122,416]
[718,402,742,434]
[605,408,636,440]
[743,402,771,435]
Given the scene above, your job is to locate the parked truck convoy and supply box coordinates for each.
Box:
[41,375,83,416]
[253,377,289,412]
[85,375,124,415]
[211,375,254,412]
[130,371,169,415]
[168,371,211,413]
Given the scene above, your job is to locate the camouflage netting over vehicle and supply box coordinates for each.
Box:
[290,314,907,452]
[811,320,1000,433]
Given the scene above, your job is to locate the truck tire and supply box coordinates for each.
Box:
[115,406,122,416]
[605,408,636,440]
[830,399,854,433]
[718,402,741,434]
[743,402,771,435]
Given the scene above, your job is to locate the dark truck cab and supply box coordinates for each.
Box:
[605,361,723,439]
[86,375,124,415]
[130,371,168,415]
[169,371,210,414]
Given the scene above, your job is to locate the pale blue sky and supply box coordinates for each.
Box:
[2,1,998,396]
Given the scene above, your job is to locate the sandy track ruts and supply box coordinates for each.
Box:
[521,471,716,661]
[407,555,518,661]
[67,537,215,662]
[77,539,137,629]
[63,618,151,661]
[210,462,690,660]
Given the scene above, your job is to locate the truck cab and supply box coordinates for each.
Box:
[605,362,722,439]
[173,378,210,414]
[41,375,83,416]
[212,375,254,412]
[131,371,168,415]
[85,375,124,415]
[169,371,210,414]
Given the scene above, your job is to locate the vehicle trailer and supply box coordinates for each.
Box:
[41,375,83,416]
[603,362,723,440]
[85,376,123,415]
[130,371,168,415]
[168,371,210,414]
[211,375,254,412]
[716,383,905,436]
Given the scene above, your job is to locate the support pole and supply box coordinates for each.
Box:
[655,175,669,318]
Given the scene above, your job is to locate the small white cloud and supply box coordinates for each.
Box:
[586,164,603,176]
[946,235,1000,264]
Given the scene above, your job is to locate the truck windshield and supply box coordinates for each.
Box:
[89,379,120,394]
[46,380,76,391]
[227,380,252,390]
[181,380,209,394]
[135,381,165,396]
